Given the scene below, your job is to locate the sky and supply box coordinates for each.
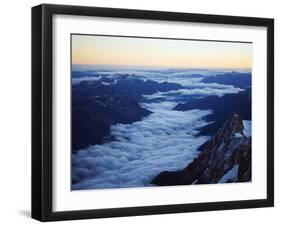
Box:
[72,34,252,69]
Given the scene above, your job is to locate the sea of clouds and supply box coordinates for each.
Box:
[72,101,212,190]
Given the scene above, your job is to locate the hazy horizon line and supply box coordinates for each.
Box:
[72,63,252,71]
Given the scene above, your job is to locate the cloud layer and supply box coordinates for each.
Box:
[71,67,249,190]
[72,103,211,190]
[143,86,244,101]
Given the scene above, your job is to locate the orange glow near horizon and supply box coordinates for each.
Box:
[72,35,252,69]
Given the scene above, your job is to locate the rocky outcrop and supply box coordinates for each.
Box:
[152,113,251,186]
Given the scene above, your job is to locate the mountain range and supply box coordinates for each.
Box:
[73,75,183,101]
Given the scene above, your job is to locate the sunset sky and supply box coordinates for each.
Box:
[72,34,252,69]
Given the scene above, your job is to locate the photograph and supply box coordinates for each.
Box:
[30,3,274,222]
[71,34,252,190]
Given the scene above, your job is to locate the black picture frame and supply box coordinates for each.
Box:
[32,4,274,222]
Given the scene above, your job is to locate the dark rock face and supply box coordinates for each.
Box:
[152,114,251,186]
[201,72,251,88]
[72,95,151,151]
[174,89,251,136]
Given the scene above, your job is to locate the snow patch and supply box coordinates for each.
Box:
[218,165,239,183]
[234,133,243,138]
[192,179,198,185]
[243,120,252,137]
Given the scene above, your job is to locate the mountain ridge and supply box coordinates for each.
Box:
[152,113,251,186]
[174,89,251,136]
[201,72,251,88]
[72,95,151,151]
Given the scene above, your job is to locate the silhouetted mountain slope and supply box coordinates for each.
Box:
[72,95,151,151]
[201,72,251,88]
[174,89,251,136]
[72,76,183,101]
[152,114,251,186]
